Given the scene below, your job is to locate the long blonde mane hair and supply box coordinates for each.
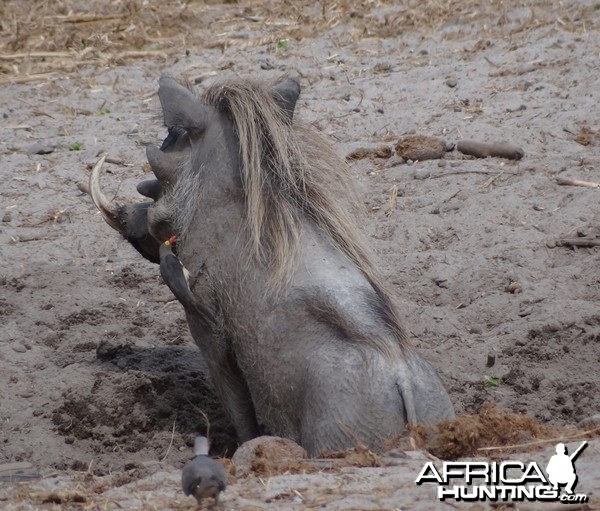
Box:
[198,79,410,355]
[202,80,379,291]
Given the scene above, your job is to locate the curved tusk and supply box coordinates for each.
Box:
[89,155,121,231]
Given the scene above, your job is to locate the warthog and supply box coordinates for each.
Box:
[90,75,454,455]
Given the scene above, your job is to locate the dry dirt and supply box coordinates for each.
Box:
[1,0,600,509]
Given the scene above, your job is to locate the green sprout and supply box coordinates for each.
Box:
[69,142,82,151]
[276,39,288,50]
[484,376,501,388]
[98,107,111,115]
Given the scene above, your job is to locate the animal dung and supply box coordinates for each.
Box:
[348,136,524,164]
[456,140,524,160]
[346,145,393,160]
[394,135,447,161]
[410,402,549,460]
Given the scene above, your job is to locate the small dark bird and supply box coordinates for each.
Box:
[159,237,215,327]
[159,236,193,306]
[181,436,228,507]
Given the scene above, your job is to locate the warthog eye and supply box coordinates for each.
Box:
[160,126,187,151]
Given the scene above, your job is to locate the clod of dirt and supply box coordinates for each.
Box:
[579,414,600,429]
[0,298,16,315]
[373,62,392,74]
[232,436,386,479]
[33,490,88,505]
[232,436,309,477]
[394,135,447,161]
[574,125,599,146]
[111,265,146,289]
[25,141,55,155]
[504,280,522,294]
[409,402,551,460]
[346,145,392,160]
[317,443,383,468]
[95,340,134,361]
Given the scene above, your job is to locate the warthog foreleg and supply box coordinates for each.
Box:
[186,315,260,443]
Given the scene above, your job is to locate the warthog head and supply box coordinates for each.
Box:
[90,75,301,267]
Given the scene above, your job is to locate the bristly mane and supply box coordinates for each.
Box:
[202,80,372,287]
[201,79,408,352]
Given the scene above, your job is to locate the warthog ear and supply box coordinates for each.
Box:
[158,75,207,135]
[272,78,301,120]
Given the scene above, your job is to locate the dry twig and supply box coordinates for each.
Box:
[0,73,58,85]
[555,177,600,189]
[478,426,600,452]
[160,418,177,462]
[385,185,398,217]
[555,238,600,248]
[430,170,520,179]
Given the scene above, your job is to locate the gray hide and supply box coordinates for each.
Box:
[91,75,454,455]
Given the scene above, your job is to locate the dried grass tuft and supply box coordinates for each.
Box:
[1,0,596,81]
[407,402,600,460]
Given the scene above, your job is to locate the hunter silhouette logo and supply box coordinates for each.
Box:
[546,441,587,495]
[415,441,589,503]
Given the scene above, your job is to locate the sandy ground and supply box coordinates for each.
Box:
[1,0,599,509]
